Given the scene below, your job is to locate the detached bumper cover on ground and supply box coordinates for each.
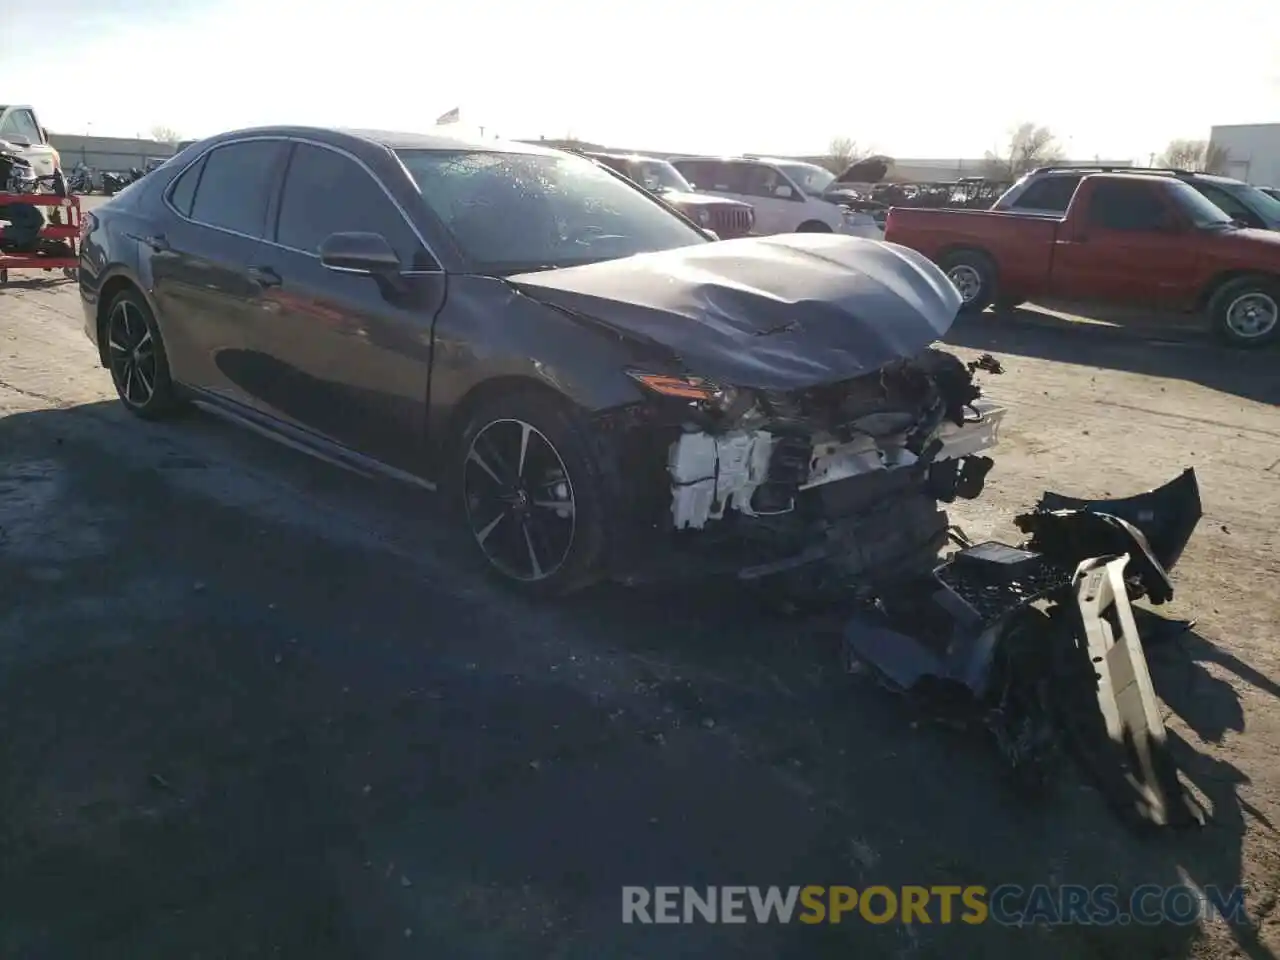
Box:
[845,468,1206,827]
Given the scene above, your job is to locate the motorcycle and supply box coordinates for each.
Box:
[101,170,128,195]
[66,163,95,195]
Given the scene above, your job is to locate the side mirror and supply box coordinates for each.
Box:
[319,232,402,275]
[774,185,793,199]
[7,134,31,147]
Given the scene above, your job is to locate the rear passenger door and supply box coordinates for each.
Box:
[248,140,443,470]
[151,138,289,402]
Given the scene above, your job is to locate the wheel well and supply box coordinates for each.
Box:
[1196,270,1280,311]
[95,275,140,365]
[439,375,571,455]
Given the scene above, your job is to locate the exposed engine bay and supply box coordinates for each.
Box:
[600,347,1008,587]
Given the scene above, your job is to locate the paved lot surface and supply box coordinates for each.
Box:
[1,263,1278,958]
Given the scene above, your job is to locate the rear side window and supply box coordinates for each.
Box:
[274,142,429,267]
[1087,181,1168,230]
[167,155,206,217]
[187,140,285,238]
[1012,175,1081,212]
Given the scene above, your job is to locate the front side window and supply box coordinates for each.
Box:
[396,149,707,274]
[187,140,286,238]
[0,108,42,143]
[275,143,428,266]
[777,163,835,197]
[1087,181,1170,231]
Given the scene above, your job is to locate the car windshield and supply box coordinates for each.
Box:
[397,149,708,273]
[1169,180,1235,228]
[630,159,693,193]
[777,163,836,197]
[1220,180,1280,224]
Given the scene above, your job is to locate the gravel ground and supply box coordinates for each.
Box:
[0,265,1278,959]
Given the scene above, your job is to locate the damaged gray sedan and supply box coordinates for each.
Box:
[81,127,1002,596]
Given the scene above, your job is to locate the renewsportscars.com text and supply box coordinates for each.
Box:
[621,884,1247,926]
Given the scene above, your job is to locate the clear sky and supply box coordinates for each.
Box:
[2,0,1277,161]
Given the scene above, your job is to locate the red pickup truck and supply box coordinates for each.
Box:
[883,172,1280,347]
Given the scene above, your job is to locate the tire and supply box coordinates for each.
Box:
[103,287,183,419]
[453,388,609,597]
[796,220,832,233]
[938,249,997,314]
[1207,276,1280,348]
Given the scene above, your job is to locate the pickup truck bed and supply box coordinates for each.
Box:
[883,172,1280,348]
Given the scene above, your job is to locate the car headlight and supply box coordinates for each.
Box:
[627,370,738,409]
[697,208,712,227]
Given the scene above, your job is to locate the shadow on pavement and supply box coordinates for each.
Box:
[0,400,1276,959]
[946,308,1280,407]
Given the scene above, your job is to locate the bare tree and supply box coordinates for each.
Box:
[983,122,1064,178]
[1156,139,1231,174]
[150,125,181,145]
[823,136,867,174]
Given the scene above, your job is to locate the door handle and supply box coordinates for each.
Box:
[247,265,282,288]
[129,232,169,252]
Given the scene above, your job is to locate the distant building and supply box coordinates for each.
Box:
[1210,123,1280,186]
[48,133,175,172]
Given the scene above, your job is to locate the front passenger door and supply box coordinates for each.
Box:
[247,141,443,471]
[1049,180,1201,307]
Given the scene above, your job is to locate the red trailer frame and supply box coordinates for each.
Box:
[0,192,81,285]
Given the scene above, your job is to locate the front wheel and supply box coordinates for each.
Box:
[454,389,609,596]
[1208,277,1280,348]
[939,249,997,314]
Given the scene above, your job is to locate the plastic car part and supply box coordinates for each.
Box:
[1035,467,1201,572]
[1063,554,1205,827]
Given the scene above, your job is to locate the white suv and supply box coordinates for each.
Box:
[0,105,60,179]
[671,156,881,238]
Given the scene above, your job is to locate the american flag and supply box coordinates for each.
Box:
[435,107,460,125]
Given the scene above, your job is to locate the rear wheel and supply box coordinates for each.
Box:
[104,288,183,419]
[1208,276,1280,348]
[796,220,832,233]
[939,249,997,314]
[454,389,608,596]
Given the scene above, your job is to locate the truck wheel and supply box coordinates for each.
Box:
[453,388,609,597]
[939,250,996,314]
[1208,277,1280,348]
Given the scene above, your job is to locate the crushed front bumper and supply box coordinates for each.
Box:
[844,468,1206,828]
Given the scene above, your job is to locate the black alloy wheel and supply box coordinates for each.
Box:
[463,417,579,585]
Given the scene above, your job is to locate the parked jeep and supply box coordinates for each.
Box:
[586,152,755,239]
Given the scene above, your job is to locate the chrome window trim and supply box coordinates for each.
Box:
[162,133,445,275]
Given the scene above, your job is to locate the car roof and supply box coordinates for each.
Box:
[203,124,566,158]
[1035,167,1246,187]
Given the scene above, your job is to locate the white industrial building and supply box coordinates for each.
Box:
[1209,123,1280,186]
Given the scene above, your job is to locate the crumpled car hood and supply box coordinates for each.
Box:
[507,233,963,390]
